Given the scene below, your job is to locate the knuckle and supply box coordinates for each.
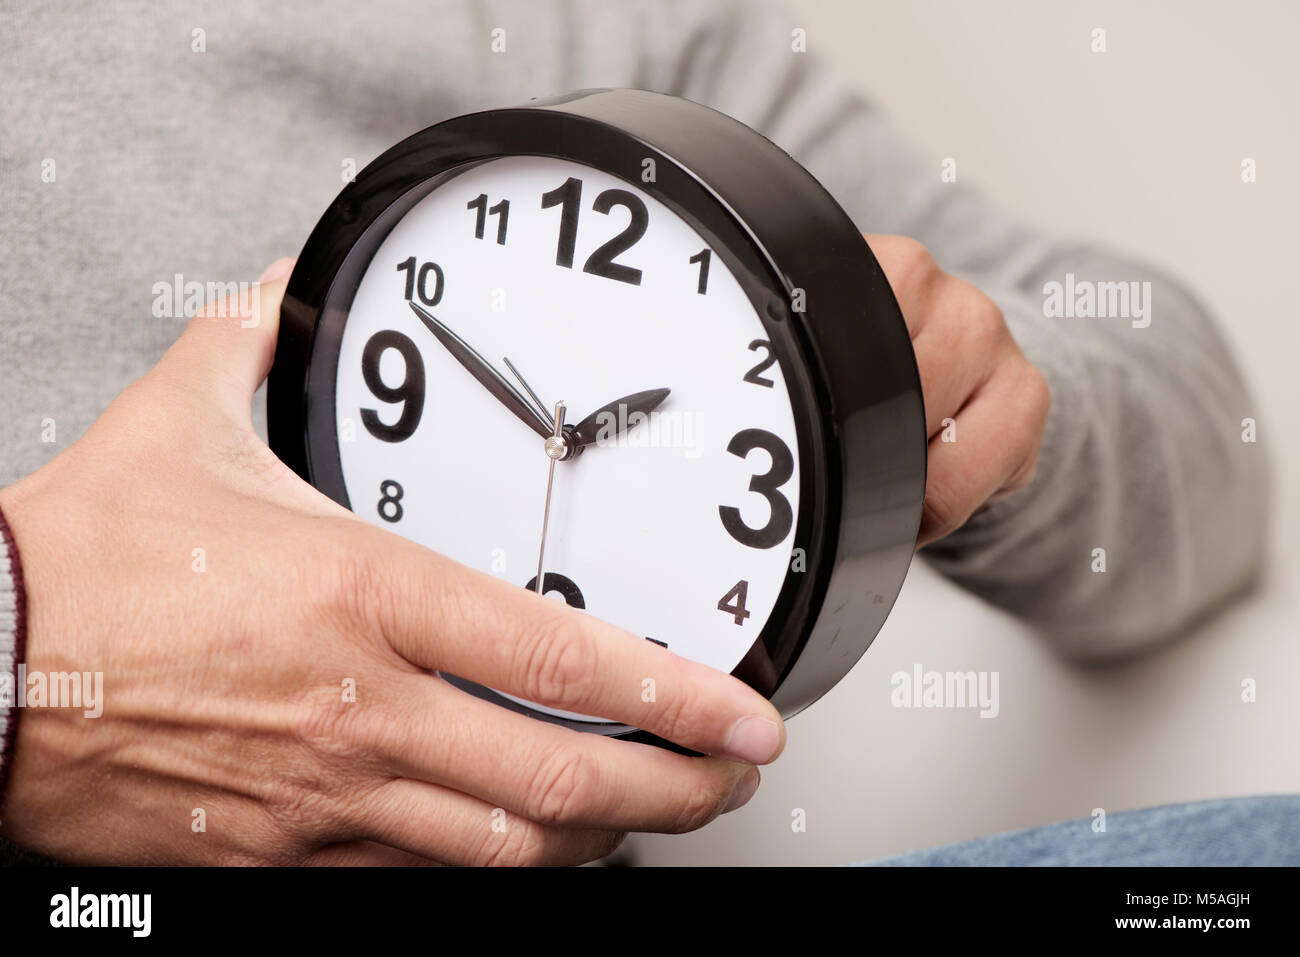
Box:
[526,744,600,825]
[922,481,964,541]
[516,615,596,707]
[283,696,383,828]
[654,673,706,743]
[1008,364,1050,492]
[214,846,269,867]
[891,235,933,266]
[963,290,1009,353]
[310,534,388,635]
[265,835,315,866]
[1023,363,1051,425]
[888,237,939,292]
[597,831,629,861]
[253,770,338,846]
[292,687,367,759]
[1010,452,1041,492]
[486,821,623,867]
[668,773,730,834]
[479,817,550,867]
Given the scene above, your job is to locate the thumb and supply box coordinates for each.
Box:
[163,258,295,427]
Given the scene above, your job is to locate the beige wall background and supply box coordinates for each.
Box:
[631,0,1300,866]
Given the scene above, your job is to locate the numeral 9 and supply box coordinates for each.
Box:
[361,330,425,442]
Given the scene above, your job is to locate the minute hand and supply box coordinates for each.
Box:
[407,301,551,440]
[567,387,671,456]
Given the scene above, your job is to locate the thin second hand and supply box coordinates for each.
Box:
[504,357,554,430]
[534,400,567,596]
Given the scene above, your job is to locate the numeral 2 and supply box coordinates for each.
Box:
[743,340,776,388]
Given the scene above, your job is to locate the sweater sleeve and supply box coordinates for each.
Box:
[0,504,26,799]
[631,0,1271,657]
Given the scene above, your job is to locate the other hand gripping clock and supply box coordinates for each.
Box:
[269,89,926,747]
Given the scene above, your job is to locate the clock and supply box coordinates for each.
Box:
[269,88,925,747]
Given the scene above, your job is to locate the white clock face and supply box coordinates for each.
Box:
[332,155,801,721]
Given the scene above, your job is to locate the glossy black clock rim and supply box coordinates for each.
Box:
[269,88,926,749]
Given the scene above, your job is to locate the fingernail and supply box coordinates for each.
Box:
[258,258,293,283]
[723,767,760,814]
[724,715,782,764]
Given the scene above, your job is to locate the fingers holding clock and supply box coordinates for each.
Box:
[866,235,1007,437]
[374,676,757,835]
[325,531,770,844]
[908,278,1014,440]
[162,257,295,429]
[139,258,354,520]
[865,235,945,335]
[339,777,627,866]
[908,314,1048,544]
[919,359,1048,545]
[369,541,786,765]
[308,841,443,867]
[864,234,1050,545]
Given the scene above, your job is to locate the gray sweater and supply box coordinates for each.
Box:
[0,1,1269,789]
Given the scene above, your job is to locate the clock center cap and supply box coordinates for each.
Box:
[544,434,567,460]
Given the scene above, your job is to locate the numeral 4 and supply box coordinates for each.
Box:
[717,580,752,626]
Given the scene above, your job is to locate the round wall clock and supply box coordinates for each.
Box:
[269,88,925,747]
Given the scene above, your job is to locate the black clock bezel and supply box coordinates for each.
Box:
[269,89,926,749]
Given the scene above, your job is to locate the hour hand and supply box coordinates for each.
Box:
[566,387,671,457]
[407,301,551,440]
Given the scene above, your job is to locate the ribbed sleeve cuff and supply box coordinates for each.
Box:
[0,501,27,801]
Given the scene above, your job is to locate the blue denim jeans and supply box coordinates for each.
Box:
[864,795,1300,866]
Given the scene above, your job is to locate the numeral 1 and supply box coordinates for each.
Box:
[540,177,581,268]
[690,248,711,294]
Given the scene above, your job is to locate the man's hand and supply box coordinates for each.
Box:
[0,259,782,865]
[867,236,1051,547]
